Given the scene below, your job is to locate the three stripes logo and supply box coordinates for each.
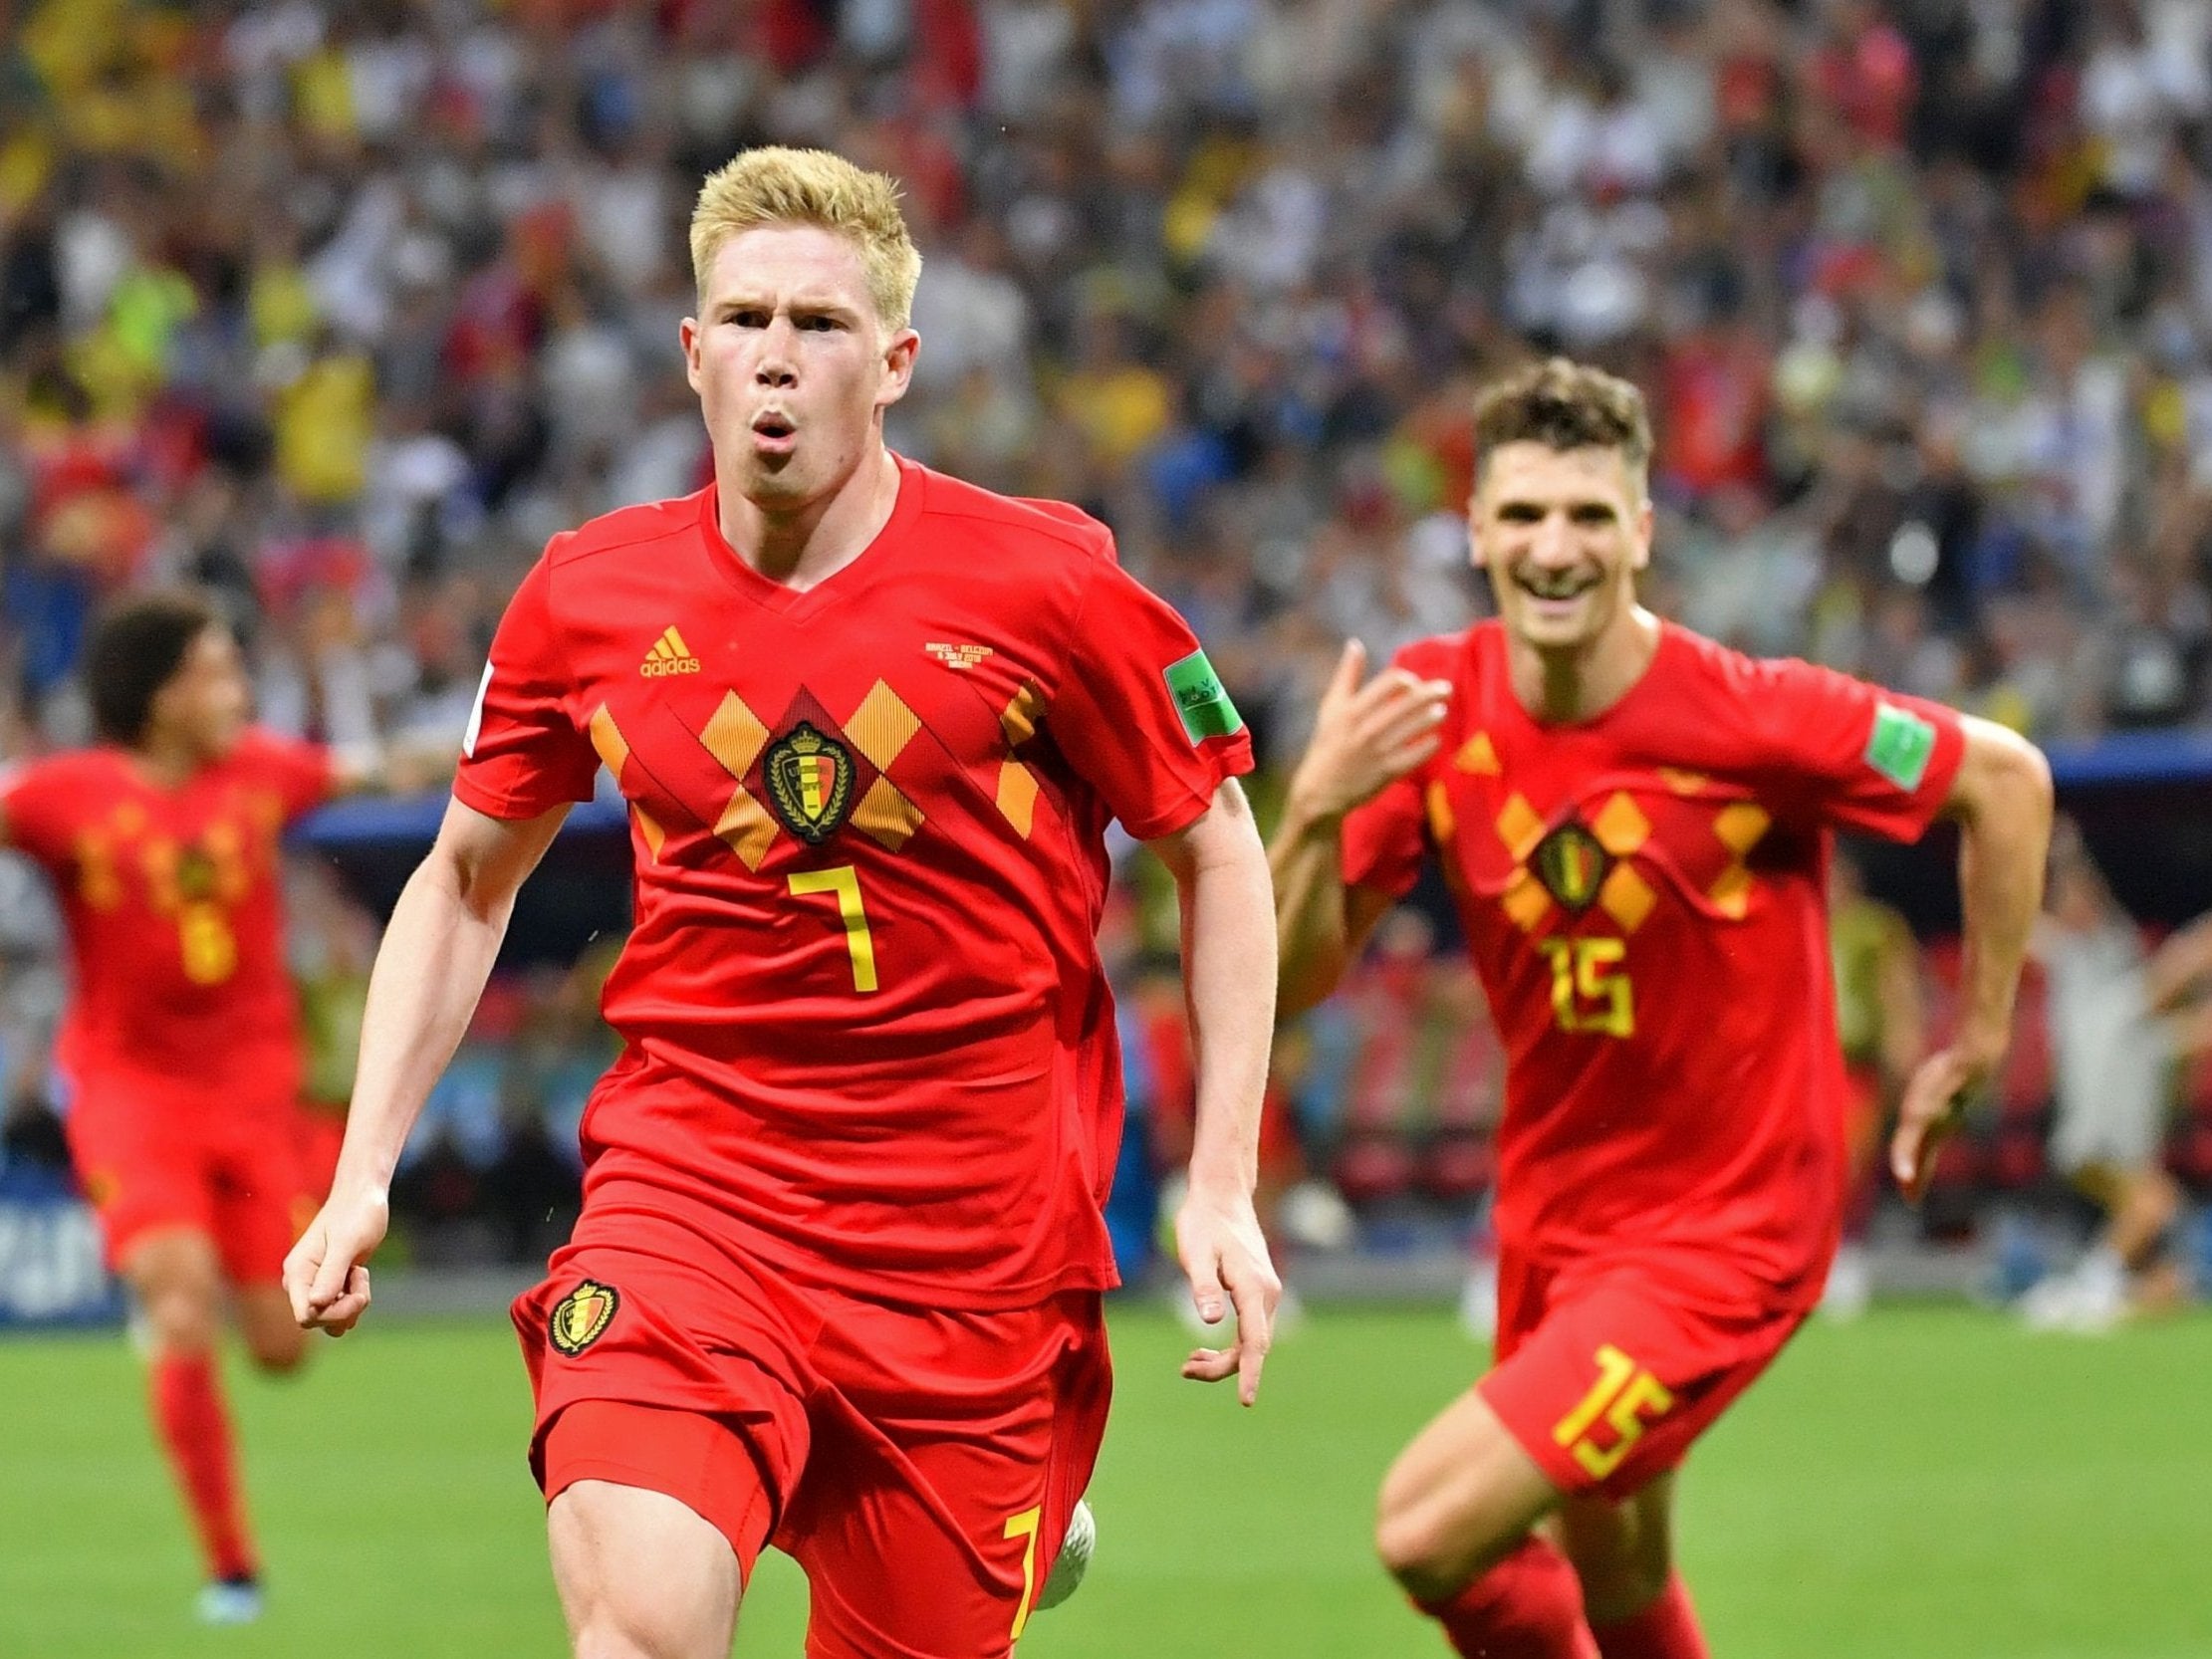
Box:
[640,627,702,678]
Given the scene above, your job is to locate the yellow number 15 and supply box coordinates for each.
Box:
[786,865,878,993]
[1537,936,1633,1038]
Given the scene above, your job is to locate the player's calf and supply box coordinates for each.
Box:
[1555,1478,1675,1624]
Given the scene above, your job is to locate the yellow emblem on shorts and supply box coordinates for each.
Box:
[550,1280,620,1356]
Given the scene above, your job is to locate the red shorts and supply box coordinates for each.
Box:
[64,1090,314,1284]
[512,1190,1111,1658]
[1478,1252,1804,1501]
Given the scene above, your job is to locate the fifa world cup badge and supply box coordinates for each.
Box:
[549,1281,621,1356]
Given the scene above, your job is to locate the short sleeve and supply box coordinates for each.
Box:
[1750,658,1965,840]
[0,761,73,869]
[239,729,335,823]
[450,551,600,821]
[1341,772,1428,900]
[1048,556,1254,840]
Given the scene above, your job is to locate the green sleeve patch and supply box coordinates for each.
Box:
[1164,649,1244,743]
[1864,702,1935,792]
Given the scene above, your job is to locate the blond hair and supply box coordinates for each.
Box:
[1473,357,1653,485]
[689,146,923,332]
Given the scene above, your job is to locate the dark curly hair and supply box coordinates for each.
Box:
[85,590,223,746]
[1472,357,1653,483]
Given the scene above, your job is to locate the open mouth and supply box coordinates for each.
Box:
[751,412,797,449]
[1515,571,1599,603]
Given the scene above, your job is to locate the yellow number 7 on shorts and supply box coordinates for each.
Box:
[1551,1343,1675,1482]
[1004,1505,1043,1641]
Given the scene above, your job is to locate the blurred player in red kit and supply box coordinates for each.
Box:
[286,146,1279,1659]
[1272,359,2052,1659]
[0,592,343,1623]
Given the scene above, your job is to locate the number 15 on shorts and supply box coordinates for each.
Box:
[1553,1344,1674,1481]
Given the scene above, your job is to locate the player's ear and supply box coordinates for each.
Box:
[879,326,919,409]
[1630,494,1654,573]
[679,316,703,394]
[1466,496,1488,569]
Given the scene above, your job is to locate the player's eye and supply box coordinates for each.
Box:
[1571,505,1617,526]
[1497,503,1543,523]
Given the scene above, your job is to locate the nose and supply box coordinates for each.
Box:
[755,318,798,388]
[1529,511,1577,566]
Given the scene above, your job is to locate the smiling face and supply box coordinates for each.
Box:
[680,223,917,514]
[1471,441,1653,654]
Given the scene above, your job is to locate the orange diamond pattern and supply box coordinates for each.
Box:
[853,776,924,850]
[1496,794,1546,861]
[1425,782,1457,848]
[995,684,1047,839]
[632,805,667,859]
[848,680,921,771]
[1501,867,1553,932]
[1599,863,1655,932]
[1591,791,1650,856]
[588,704,630,779]
[1707,802,1770,919]
[1657,768,1708,796]
[698,691,778,870]
[1455,732,1500,775]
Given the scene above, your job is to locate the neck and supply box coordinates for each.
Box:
[717,443,900,592]
[130,732,200,789]
[1507,606,1663,724]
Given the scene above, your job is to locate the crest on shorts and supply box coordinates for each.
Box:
[1531,822,1611,913]
[549,1280,620,1356]
[764,721,856,843]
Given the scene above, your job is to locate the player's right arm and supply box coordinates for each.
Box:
[1270,640,1450,1015]
[286,799,570,1333]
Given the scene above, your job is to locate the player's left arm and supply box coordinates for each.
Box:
[1889,716,2054,1199]
[1145,777,1285,1407]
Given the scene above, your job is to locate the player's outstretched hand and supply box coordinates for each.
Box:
[1890,1033,2003,1202]
[283,1184,389,1337]
[1287,640,1453,823]
[1173,1182,1283,1407]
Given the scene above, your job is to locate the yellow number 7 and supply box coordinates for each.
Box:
[1004,1505,1043,1641]
[786,865,878,993]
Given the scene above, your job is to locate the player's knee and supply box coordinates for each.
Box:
[142,1288,221,1356]
[247,1322,310,1375]
[1375,1498,1480,1602]
[568,1596,717,1659]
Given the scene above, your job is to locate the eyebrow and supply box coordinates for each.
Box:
[711,293,862,320]
[1493,498,1622,519]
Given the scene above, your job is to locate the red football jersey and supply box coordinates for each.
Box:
[1343,621,1964,1310]
[0,731,334,1115]
[454,457,1252,1305]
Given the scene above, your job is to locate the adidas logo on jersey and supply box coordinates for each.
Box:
[640,627,701,677]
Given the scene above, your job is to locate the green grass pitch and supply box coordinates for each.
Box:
[2,1303,2206,1656]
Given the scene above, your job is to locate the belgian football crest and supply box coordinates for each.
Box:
[549,1280,620,1356]
[1531,822,1611,913]
[765,722,857,843]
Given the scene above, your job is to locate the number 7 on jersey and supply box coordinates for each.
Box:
[787,865,879,993]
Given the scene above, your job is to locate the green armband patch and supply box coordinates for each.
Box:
[1865,702,1935,792]
[1164,649,1244,743]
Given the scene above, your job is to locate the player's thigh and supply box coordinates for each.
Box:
[1555,1470,1677,1624]
[549,1477,742,1659]
[207,1129,316,1290]
[66,1103,212,1280]
[120,1226,226,1353]
[789,1298,1110,1659]
[1375,1385,1564,1592]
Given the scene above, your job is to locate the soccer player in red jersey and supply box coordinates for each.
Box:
[286,146,1280,1658]
[0,592,341,1623]
[1272,359,2053,1659]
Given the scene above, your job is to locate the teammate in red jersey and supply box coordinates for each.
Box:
[1272,359,2052,1659]
[285,146,1280,1658]
[0,591,341,1623]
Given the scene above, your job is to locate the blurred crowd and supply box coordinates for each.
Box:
[12,0,2212,1285]
[11,0,2212,767]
